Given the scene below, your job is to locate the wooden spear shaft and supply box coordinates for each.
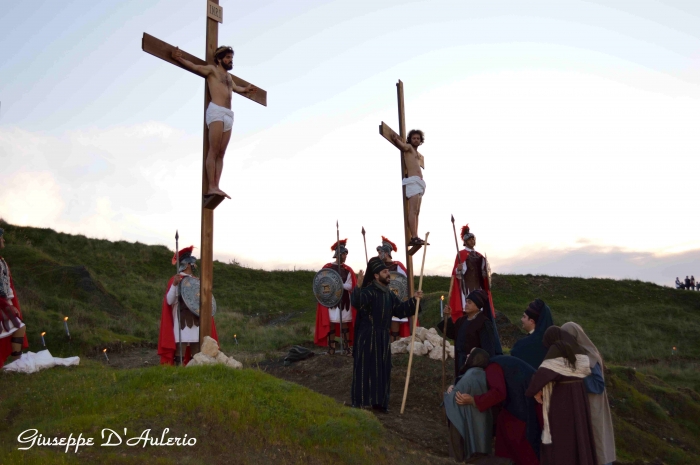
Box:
[400,231,430,415]
[336,221,343,355]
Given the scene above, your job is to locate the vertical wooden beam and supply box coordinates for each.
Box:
[199,0,219,340]
[396,80,415,296]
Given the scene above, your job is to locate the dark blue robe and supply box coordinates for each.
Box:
[350,281,417,409]
[510,303,554,370]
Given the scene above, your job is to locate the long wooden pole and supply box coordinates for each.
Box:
[441,295,446,394]
[400,231,430,415]
[336,221,343,355]
[449,215,467,313]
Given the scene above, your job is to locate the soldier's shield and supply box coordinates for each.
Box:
[389,271,409,302]
[313,268,343,308]
[180,276,217,317]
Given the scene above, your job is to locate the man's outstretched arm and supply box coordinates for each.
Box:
[391,134,412,151]
[231,79,257,94]
[172,48,213,76]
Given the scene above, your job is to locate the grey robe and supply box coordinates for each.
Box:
[444,367,493,459]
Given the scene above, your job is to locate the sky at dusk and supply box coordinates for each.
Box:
[1,0,699,286]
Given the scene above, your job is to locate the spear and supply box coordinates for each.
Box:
[336,220,344,356]
[361,226,368,265]
[175,230,183,365]
[450,215,468,316]
[400,231,430,414]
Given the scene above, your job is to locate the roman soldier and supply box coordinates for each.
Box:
[314,239,357,355]
[447,224,493,323]
[376,236,418,341]
[158,246,218,365]
[0,227,29,368]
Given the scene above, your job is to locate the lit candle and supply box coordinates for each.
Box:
[234,334,238,345]
[64,317,70,338]
[103,348,110,362]
[440,295,444,318]
[672,346,677,356]
[41,332,46,347]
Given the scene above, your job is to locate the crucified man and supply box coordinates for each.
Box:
[392,129,426,246]
[172,45,256,199]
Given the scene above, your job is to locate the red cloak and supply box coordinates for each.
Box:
[314,263,357,347]
[0,260,28,368]
[158,275,218,365]
[448,249,494,323]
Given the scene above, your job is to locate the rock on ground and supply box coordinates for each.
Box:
[186,337,243,369]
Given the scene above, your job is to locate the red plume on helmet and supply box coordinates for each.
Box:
[172,246,195,265]
[330,239,348,251]
[381,236,397,252]
[460,224,471,238]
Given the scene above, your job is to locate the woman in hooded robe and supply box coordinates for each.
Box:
[562,322,616,465]
[444,348,493,462]
[525,326,597,465]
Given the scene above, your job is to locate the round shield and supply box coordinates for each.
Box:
[313,268,343,308]
[179,276,217,317]
[389,271,409,302]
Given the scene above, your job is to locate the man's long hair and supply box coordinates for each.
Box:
[214,46,234,66]
[407,129,425,144]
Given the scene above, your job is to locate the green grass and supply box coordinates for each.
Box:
[0,362,388,464]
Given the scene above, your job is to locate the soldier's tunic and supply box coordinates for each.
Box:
[165,272,200,343]
[448,247,493,323]
[0,257,27,368]
[350,280,417,409]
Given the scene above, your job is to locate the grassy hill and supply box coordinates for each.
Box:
[1,221,700,464]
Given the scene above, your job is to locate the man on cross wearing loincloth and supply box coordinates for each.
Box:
[392,129,426,246]
[172,45,256,199]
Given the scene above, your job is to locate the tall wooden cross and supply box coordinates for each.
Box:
[141,0,266,339]
[379,80,424,296]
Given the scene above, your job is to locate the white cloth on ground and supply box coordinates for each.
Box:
[205,102,234,132]
[2,349,80,373]
[402,176,426,198]
[167,273,200,343]
[328,272,353,323]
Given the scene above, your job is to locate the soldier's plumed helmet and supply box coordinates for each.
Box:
[376,236,397,257]
[331,239,348,258]
[172,246,197,272]
[461,224,475,243]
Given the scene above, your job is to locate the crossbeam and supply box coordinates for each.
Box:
[379,121,424,169]
[142,33,267,107]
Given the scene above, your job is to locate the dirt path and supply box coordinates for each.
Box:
[261,350,457,463]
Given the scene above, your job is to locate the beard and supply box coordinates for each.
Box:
[222,61,233,71]
[378,274,391,286]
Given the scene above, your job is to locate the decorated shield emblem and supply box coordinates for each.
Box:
[313,268,343,308]
[389,271,409,302]
[180,276,217,317]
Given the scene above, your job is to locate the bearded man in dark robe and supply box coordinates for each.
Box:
[350,257,423,413]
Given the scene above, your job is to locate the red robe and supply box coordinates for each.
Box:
[0,259,28,368]
[474,364,540,465]
[448,249,494,323]
[158,275,219,365]
[388,261,418,337]
[314,263,357,347]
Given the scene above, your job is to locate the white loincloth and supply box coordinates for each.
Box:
[402,176,426,198]
[205,102,234,132]
[166,276,200,343]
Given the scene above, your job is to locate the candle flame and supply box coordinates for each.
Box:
[64,317,68,322]
[103,348,107,353]
[441,295,444,301]
[41,332,46,336]
[673,347,677,350]
[234,334,237,338]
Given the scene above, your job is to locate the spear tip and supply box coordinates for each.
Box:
[361,226,365,235]
[175,230,179,240]
[450,214,455,223]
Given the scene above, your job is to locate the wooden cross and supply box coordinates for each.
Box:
[141,0,266,340]
[378,80,425,297]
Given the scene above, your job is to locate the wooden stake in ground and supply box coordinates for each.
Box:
[141,1,266,341]
[400,231,430,415]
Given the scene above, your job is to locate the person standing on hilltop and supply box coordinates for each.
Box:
[158,246,218,365]
[446,224,493,324]
[314,240,357,356]
[376,235,417,341]
[691,276,696,291]
[685,276,691,290]
[0,228,29,368]
[391,129,427,246]
[351,257,422,413]
[511,299,554,370]
[563,322,616,465]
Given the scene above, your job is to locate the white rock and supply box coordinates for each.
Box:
[408,340,428,356]
[391,339,408,354]
[186,358,201,367]
[424,340,434,352]
[428,345,449,361]
[192,353,217,365]
[414,326,429,342]
[226,357,243,369]
[428,327,438,336]
[200,336,220,358]
[425,332,444,348]
[215,352,229,364]
[448,345,455,359]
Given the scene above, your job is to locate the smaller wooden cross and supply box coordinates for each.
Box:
[378,80,425,296]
